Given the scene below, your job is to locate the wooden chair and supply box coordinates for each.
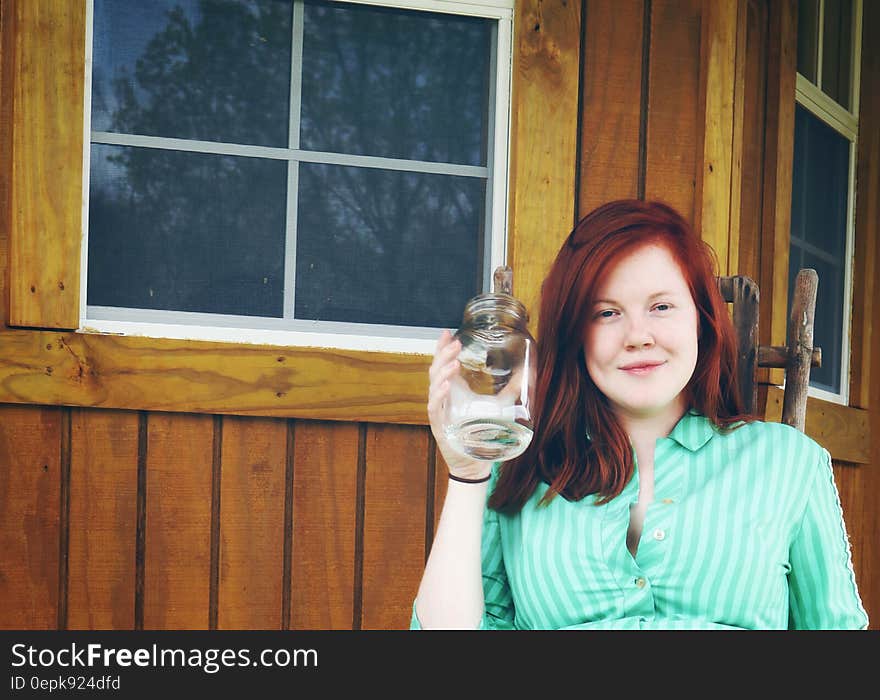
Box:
[717,269,821,432]
[493,266,821,432]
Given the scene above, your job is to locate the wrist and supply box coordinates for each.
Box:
[448,471,491,484]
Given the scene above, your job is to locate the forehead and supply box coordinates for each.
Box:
[594,245,689,297]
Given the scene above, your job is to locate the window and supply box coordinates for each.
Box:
[790,0,861,402]
[83,0,513,353]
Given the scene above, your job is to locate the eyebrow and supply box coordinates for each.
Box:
[593,291,678,305]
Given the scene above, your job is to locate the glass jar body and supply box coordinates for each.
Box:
[443,293,536,462]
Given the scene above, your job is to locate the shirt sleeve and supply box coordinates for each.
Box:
[787,448,869,630]
[410,463,516,630]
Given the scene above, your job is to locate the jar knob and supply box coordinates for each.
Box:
[493,265,513,295]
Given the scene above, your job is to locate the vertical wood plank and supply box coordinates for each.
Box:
[695,0,740,275]
[859,0,880,626]
[143,412,213,630]
[0,0,13,328]
[289,420,358,630]
[508,0,581,333]
[850,0,879,410]
[578,0,644,216]
[760,0,797,386]
[9,0,83,329]
[217,416,287,629]
[736,0,769,287]
[644,0,702,223]
[68,408,139,629]
[362,424,429,629]
[0,405,61,629]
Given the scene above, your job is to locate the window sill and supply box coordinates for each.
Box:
[763,384,869,464]
[0,326,432,424]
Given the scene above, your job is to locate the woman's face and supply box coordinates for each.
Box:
[583,244,699,424]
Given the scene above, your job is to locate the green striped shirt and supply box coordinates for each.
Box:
[412,411,868,630]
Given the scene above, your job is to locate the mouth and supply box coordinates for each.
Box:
[620,361,665,375]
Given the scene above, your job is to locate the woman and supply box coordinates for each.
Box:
[413,199,867,630]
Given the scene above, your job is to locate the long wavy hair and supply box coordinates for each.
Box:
[488,199,756,514]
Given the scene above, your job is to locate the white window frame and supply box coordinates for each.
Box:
[789,0,862,406]
[80,0,515,355]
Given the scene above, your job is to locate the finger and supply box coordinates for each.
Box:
[427,378,451,416]
[434,329,453,354]
[429,341,461,381]
[428,360,459,400]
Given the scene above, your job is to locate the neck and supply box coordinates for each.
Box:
[616,401,688,454]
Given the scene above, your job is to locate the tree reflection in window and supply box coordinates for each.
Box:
[88,0,494,329]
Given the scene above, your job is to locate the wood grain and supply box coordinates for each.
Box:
[644,0,702,223]
[361,424,428,629]
[217,416,287,629]
[0,0,13,328]
[508,0,582,335]
[8,0,83,329]
[143,412,213,630]
[0,404,61,629]
[578,0,644,215]
[763,385,869,464]
[760,0,797,387]
[695,0,740,275]
[736,0,769,290]
[0,329,430,424]
[67,408,139,629]
[850,0,880,409]
[290,420,358,630]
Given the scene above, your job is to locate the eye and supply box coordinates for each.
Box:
[653,303,672,312]
[596,309,617,319]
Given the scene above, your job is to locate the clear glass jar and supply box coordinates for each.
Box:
[443,292,536,462]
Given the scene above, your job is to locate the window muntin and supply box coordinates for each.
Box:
[84,0,512,352]
[790,0,861,404]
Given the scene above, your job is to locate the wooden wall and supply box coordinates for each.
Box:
[1,0,877,629]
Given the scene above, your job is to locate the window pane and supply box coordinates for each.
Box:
[790,105,848,254]
[787,250,842,394]
[821,0,853,110]
[797,0,819,82]
[300,0,492,166]
[91,0,293,147]
[789,105,850,395]
[295,163,485,327]
[88,145,287,316]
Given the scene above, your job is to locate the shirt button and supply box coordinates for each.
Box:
[653,528,666,541]
[634,577,646,589]
[661,498,674,504]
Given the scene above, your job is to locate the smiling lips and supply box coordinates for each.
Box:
[620,361,665,375]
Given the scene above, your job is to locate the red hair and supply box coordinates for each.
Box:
[488,199,756,514]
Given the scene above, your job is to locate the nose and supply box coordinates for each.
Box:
[624,315,654,349]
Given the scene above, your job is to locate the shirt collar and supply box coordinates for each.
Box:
[584,409,718,451]
[665,409,717,452]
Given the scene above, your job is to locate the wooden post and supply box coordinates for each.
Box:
[781,268,819,431]
[493,266,513,295]
[717,274,760,414]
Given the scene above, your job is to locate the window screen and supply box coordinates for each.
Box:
[88,0,496,332]
[788,104,849,394]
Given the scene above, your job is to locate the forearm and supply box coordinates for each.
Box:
[414,479,489,629]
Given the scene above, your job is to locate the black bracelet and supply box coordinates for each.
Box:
[448,472,491,484]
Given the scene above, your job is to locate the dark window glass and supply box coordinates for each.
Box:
[789,104,850,394]
[91,0,293,147]
[300,0,491,166]
[88,144,287,317]
[821,0,853,110]
[797,0,820,82]
[88,0,495,332]
[295,163,484,327]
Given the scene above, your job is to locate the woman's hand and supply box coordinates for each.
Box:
[427,330,492,480]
